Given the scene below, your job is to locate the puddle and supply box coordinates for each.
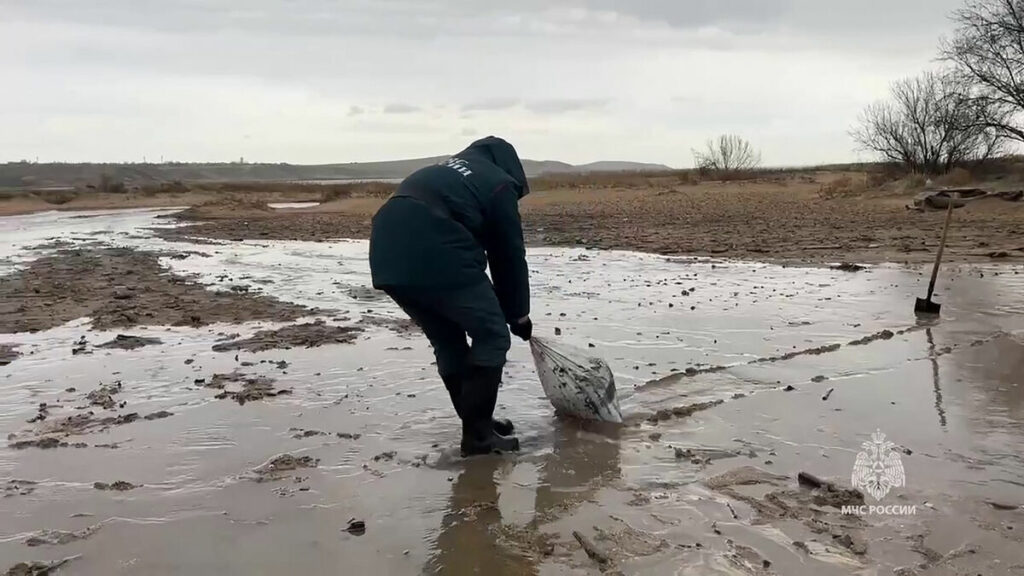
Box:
[1,209,1023,574]
[268,202,322,209]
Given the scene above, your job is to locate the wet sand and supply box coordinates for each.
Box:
[1,208,1024,575]
[0,247,316,333]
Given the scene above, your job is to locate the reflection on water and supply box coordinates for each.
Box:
[427,456,531,575]
[427,419,622,575]
[926,327,948,428]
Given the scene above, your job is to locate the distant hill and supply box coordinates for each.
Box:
[575,161,674,172]
[0,157,673,188]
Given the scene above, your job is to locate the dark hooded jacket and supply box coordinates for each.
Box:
[369,136,530,322]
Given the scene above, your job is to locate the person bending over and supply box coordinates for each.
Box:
[369,136,532,456]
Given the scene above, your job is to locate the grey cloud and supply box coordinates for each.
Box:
[5,0,965,45]
[382,103,421,114]
[461,98,521,112]
[582,0,963,39]
[525,99,609,114]
[0,0,960,166]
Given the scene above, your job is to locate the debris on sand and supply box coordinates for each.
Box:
[811,375,828,383]
[372,451,397,462]
[27,403,49,423]
[706,467,789,490]
[93,481,139,491]
[344,285,389,302]
[143,410,173,421]
[4,480,37,498]
[0,344,19,366]
[174,197,273,221]
[96,334,163,350]
[357,314,420,336]
[831,263,866,272]
[4,555,80,576]
[9,437,62,450]
[672,446,742,465]
[628,492,652,506]
[25,525,100,547]
[71,336,90,356]
[86,382,122,409]
[211,320,362,352]
[345,518,366,536]
[647,399,724,423]
[832,533,868,556]
[252,453,319,482]
[572,530,611,566]
[0,247,313,333]
[723,541,775,575]
[758,343,842,363]
[335,432,362,440]
[206,371,290,405]
[797,472,865,508]
[290,429,327,439]
[821,387,835,401]
[796,471,828,489]
[898,535,980,575]
[12,409,146,449]
[593,523,668,560]
[985,500,1020,511]
[111,413,139,425]
[848,329,895,346]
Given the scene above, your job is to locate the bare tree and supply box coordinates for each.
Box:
[692,135,761,173]
[851,71,1005,174]
[941,0,1024,143]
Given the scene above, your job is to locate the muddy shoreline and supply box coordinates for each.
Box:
[153,183,1024,265]
[0,247,316,334]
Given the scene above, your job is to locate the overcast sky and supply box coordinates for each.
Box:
[2,0,965,167]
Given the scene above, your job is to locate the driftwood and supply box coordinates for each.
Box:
[572,530,611,566]
[911,188,1022,210]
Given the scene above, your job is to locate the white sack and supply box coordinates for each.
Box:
[530,337,623,423]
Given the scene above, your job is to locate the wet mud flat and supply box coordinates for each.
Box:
[0,247,314,333]
[155,184,1024,265]
[2,208,1024,575]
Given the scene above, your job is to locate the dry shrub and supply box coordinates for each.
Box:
[347,182,397,198]
[817,175,859,198]
[901,173,928,192]
[531,171,668,190]
[675,171,701,186]
[935,167,973,187]
[177,193,271,219]
[320,187,352,203]
[867,171,896,188]
[40,189,78,205]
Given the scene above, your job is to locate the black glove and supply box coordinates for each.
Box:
[509,317,532,341]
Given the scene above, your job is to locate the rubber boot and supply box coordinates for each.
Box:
[441,373,514,436]
[459,365,520,457]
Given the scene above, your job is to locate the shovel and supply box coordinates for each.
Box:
[915,199,955,315]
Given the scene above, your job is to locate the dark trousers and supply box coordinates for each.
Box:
[384,281,511,379]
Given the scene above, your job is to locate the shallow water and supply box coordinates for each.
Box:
[1,208,1023,575]
[268,202,322,209]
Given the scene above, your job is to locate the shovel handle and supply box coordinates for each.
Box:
[926,200,955,301]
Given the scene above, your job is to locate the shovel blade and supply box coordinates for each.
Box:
[914,297,941,315]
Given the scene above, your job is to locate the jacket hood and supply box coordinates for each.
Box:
[458,136,530,198]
